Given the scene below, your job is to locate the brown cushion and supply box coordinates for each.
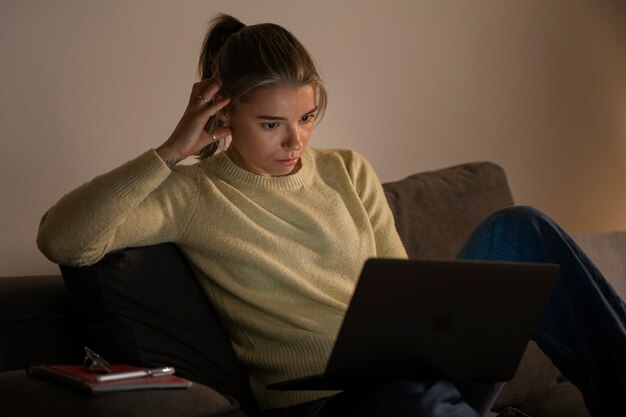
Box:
[0,369,246,417]
[383,162,514,260]
[492,341,560,410]
[516,380,590,417]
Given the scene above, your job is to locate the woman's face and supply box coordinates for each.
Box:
[224,84,317,177]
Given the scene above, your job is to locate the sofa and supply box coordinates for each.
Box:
[1,161,610,417]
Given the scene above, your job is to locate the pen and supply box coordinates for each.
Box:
[96,366,176,382]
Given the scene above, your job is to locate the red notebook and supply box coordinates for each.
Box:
[27,364,192,395]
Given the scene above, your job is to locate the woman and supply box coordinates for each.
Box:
[37,14,625,417]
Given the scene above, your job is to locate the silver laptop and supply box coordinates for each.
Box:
[267,258,559,391]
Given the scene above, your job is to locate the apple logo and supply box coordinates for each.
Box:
[432,310,453,332]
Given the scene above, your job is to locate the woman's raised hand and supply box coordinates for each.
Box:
[156,80,231,167]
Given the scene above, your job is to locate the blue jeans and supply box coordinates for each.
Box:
[458,206,626,417]
[263,206,626,417]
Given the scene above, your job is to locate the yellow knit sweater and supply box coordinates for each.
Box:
[37,147,407,409]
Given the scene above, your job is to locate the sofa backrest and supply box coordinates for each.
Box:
[0,275,84,371]
[383,162,514,259]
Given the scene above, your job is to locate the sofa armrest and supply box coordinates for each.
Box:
[0,275,84,371]
[0,369,246,417]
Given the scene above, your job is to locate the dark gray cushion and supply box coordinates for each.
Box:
[0,369,245,417]
[383,162,514,260]
[60,243,258,416]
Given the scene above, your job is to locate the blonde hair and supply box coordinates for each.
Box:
[196,14,328,160]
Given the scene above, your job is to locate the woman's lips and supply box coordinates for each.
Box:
[276,157,299,166]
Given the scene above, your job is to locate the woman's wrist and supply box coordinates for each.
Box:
[155,144,182,168]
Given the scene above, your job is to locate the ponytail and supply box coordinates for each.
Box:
[198,14,245,81]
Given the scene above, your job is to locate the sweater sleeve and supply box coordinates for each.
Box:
[37,150,199,266]
[349,151,408,259]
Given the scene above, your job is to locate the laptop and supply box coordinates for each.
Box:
[267,258,559,391]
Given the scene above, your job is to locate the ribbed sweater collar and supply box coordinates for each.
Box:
[208,148,315,190]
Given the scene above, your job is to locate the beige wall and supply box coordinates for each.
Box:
[2,0,625,276]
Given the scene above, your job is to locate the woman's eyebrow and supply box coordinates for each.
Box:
[256,107,318,120]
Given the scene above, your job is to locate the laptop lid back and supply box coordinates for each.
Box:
[323,258,559,383]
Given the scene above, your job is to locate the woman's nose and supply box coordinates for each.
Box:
[283,127,303,150]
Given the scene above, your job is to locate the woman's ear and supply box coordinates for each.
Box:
[216,111,229,127]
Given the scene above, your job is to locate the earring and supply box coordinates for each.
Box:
[219,120,231,153]
[218,137,228,152]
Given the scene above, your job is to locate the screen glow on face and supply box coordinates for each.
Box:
[225,85,317,177]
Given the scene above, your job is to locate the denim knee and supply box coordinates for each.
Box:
[457,205,556,262]
[486,205,551,228]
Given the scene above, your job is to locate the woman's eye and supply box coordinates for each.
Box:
[301,114,316,123]
[262,122,279,129]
